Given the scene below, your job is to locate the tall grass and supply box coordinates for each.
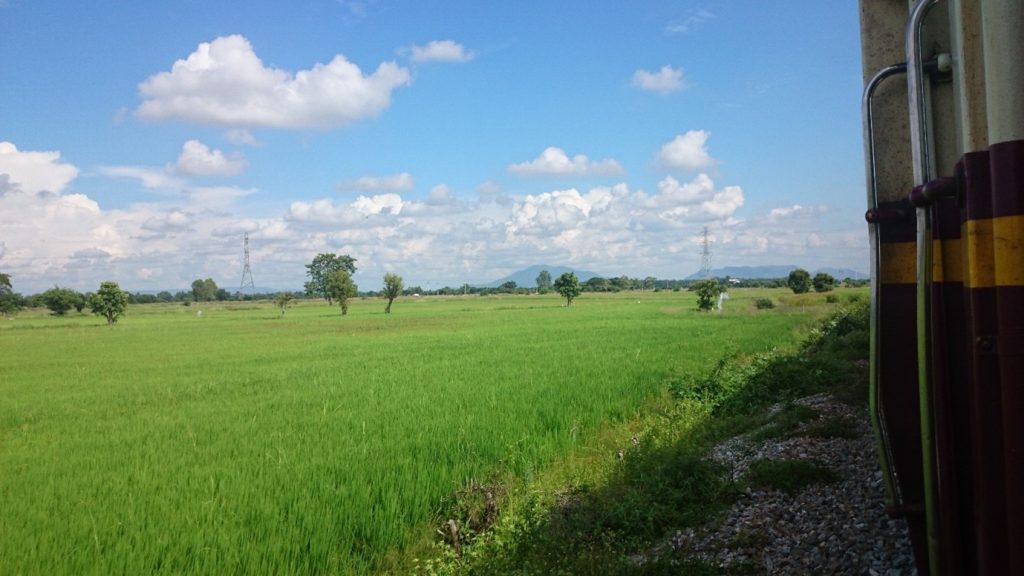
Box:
[0,290,839,574]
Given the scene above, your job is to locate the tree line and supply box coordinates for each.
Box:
[0,257,863,321]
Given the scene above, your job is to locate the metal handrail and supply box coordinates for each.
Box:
[906,0,943,573]
[862,61,908,513]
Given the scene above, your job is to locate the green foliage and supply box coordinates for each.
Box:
[0,273,24,317]
[749,404,819,441]
[383,272,403,313]
[325,270,357,315]
[536,270,552,293]
[0,290,842,575]
[754,297,775,309]
[743,459,838,495]
[88,281,129,325]
[0,291,24,317]
[813,272,836,293]
[190,278,218,301]
[272,292,294,316]
[787,268,811,294]
[692,280,722,311]
[553,271,581,306]
[40,286,82,316]
[305,253,357,304]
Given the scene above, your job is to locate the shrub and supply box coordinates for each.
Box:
[754,297,774,310]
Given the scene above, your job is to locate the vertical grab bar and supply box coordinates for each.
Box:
[906,0,942,573]
[862,61,908,514]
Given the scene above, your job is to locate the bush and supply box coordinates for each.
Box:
[825,294,839,303]
[754,297,774,309]
[692,280,722,311]
[787,269,811,294]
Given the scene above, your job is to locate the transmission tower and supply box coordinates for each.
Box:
[699,226,712,278]
[239,232,256,293]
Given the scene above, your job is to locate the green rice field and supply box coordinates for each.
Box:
[0,289,844,574]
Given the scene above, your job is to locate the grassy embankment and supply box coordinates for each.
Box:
[0,288,861,574]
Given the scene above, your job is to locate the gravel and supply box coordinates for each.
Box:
[638,392,918,575]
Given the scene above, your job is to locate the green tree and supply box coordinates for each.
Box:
[787,268,812,294]
[500,280,517,293]
[156,290,173,302]
[692,279,722,311]
[383,273,403,314]
[643,276,657,291]
[272,292,294,317]
[305,253,357,305]
[536,270,552,293]
[813,272,836,293]
[0,273,23,317]
[89,281,129,325]
[554,272,582,306]
[40,286,81,316]
[325,270,357,315]
[191,278,219,301]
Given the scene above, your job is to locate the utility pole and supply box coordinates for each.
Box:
[700,226,712,278]
[239,232,256,293]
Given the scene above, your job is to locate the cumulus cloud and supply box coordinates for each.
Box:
[407,40,474,63]
[136,34,411,129]
[0,141,79,195]
[174,140,247,177]
[508,147,625,177]
[657,130,715,171]
[96,165,184,190]
[337,172,414,193]
[1,141,866,294]
[632,65,685,94]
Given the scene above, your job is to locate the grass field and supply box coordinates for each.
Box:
[0,288,854,574]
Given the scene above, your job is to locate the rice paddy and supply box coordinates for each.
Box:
[0,289,844,574]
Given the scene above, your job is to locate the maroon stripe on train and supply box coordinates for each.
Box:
[966,286,1009,574]
[996,284,1024,574]
[877,199,917,244]
[933,196,962,241]
[990,140,1024,219]
[930,278,973,573]
[877,283,929,571]
[962,151,992,222]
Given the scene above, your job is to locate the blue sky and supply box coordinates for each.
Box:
[0,1,866,293]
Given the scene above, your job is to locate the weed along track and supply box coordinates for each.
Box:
[0,289,859,574]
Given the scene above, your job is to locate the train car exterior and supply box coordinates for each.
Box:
[860,1,1023,574]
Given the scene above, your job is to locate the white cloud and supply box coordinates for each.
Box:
[428,184,455,205]
[0,141,79,195]
[408,40,474,63]
[1,142,866,293]
[632,65,685,94]
[657,130,715,171]
[508,147,625,177]
[337,172,414,193]
[174,140,247,177]
[96,165,185,190]
[136,34,411,129]
[224,129,262,147]
[666,9,715,34]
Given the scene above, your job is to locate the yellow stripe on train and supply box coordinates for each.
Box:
[880,215,1024,287]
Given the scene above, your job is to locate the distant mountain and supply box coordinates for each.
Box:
[686,265,868,280]
[481,265,601,288]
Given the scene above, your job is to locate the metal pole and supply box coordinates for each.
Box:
[863,61,909,513]
[906,0,942,573]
